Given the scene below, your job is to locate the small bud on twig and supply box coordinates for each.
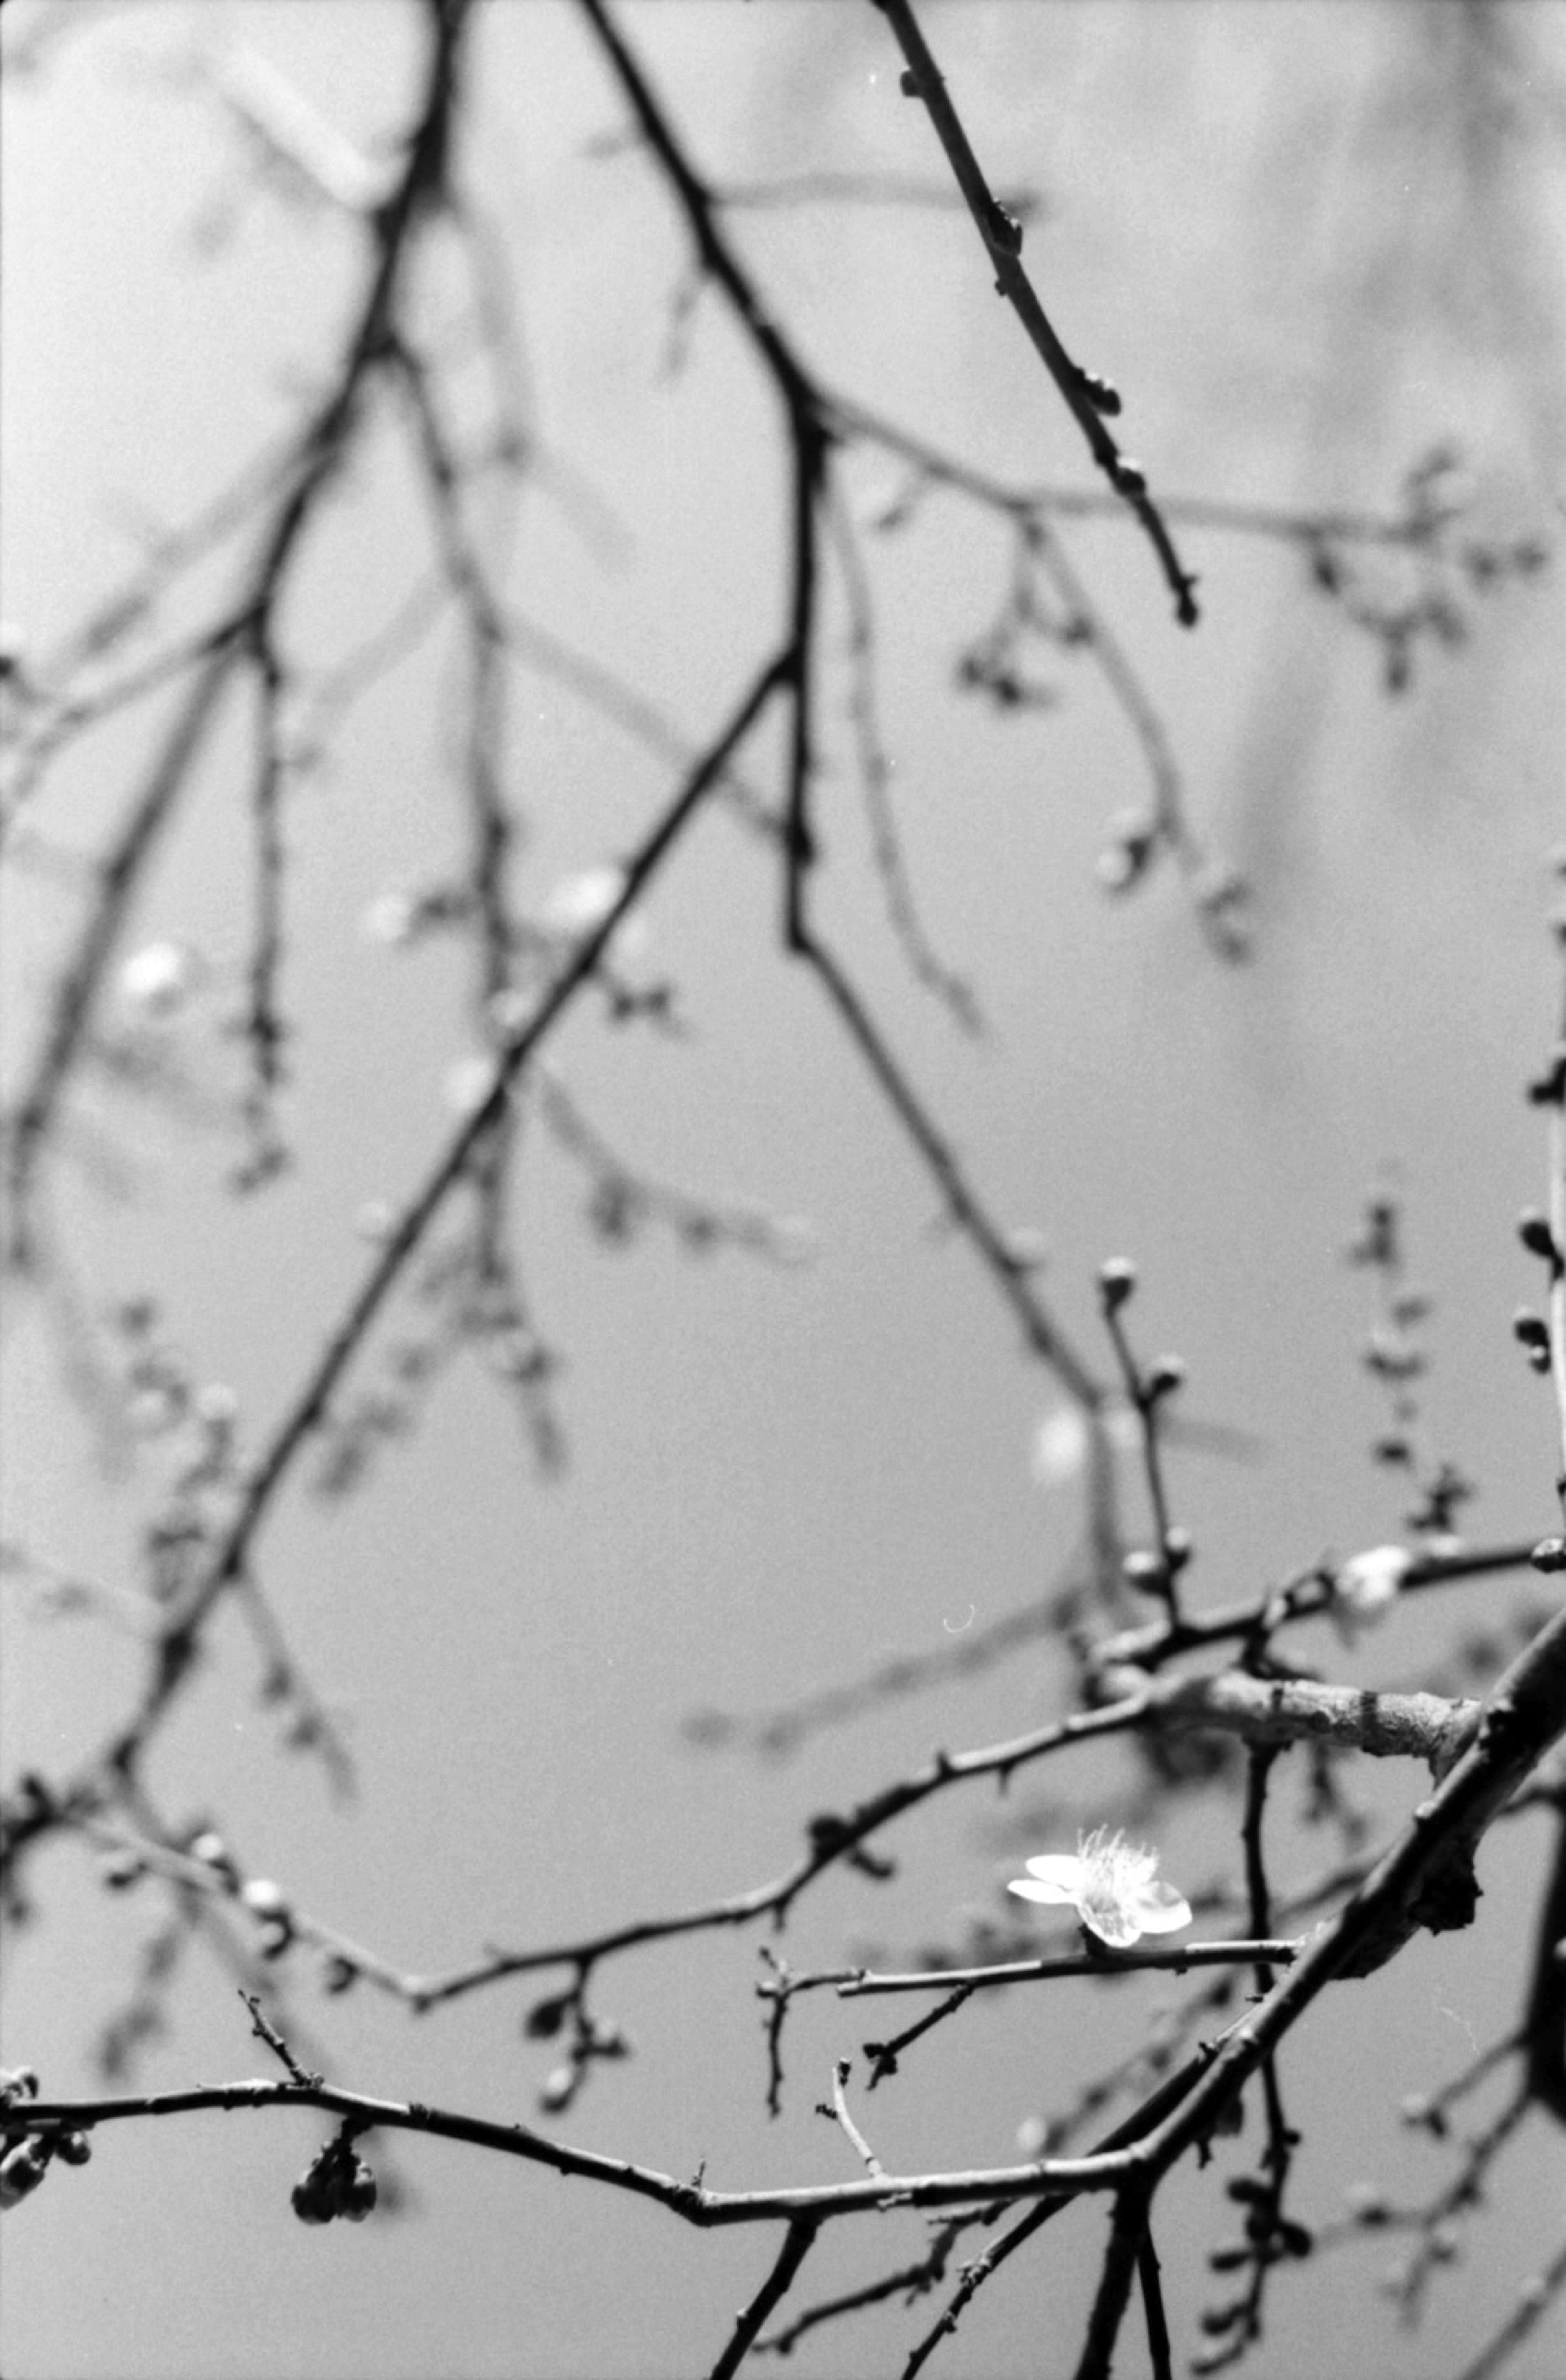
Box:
[1098,1257,1137,1315]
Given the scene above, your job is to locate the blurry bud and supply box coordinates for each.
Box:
[1206,2241,1250,2274]
[857,472,925,534]
[1332,1545,1410,1638]
[1517,1210,1558,1262]
[487,988,533,1040]
[1529,1537,1566,1573]
[100,1850,145,1891]
[1114,458,1148,497]
[538,2066,576,2113]
[443,1053,502,1117]
[1095,810,1157,894]
[1034,1397,1161,1490]
[0,2068,39,2106]
[542,866,644,956]
[1146,1356,1185,1400]
[1122,1549,1168,1596]
[188,1832,238,1882]
[524,1993,572,2041]
[1162,1525,1193,1573]
[1033,1405,1090,1487]
[1514,1309,1553,1372]
[55,2131,93,2168]
[240,1878,288,1920]
[340,2156,378,2221]
[1098,1258,1137,1314]
[192,1382,240,1431]
[118,940,205,1020]
[361,891,420,947]
[291,2170,333,2225]
[0,2137,51,2210]
[1345,2181,1388,2225]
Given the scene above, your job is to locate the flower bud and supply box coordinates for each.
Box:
[1122,1548,1168,1595]
[1517,1210,1558,1262]
[538,2065,576,2113]
[1097,1258,1137,1314]
[0,2137,51,2210]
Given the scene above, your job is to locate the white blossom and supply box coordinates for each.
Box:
[1007,1826,1192,1950]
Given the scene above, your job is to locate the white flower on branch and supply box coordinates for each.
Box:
[1332,1543,1411,1642]
[1007,1826,1192,1949]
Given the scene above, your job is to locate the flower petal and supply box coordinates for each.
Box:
[1007,1878,1076,1905]
[1078,1896,1141,1949]
[1023,1855,1088,1891]
[1127,1881,1192,1934]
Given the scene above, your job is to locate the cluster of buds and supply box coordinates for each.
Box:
[1301,445,1549,700]
[1513,1206,1560,1379]
[290,2134,378,2227]
[524,1988,633,2117]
